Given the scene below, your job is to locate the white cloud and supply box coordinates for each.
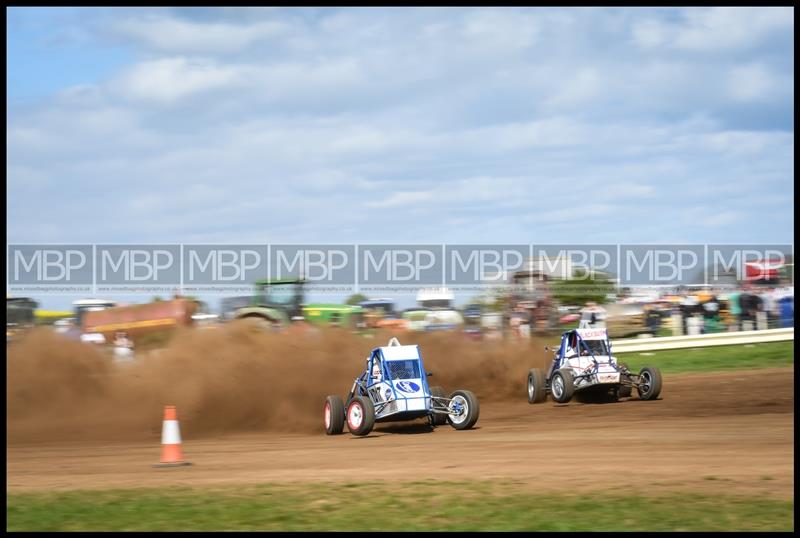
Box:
[544,68,602,109]
[675,8,792,51]
[632,19,668,48]
[460,9,540,53]
[727,63,775,102]
[113,15,289,54]
[366,191,434,208]
[111,57,247,103]
[633,7,793,52]
[699,210,743,228]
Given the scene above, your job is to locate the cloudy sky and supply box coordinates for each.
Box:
[7,6,794,247]
[6,7,795,309]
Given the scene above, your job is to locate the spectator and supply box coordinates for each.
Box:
[738,289,752,330]
[580,301,607,328]
[726,288,742,331]
[739,286,763,331]
[701,295,721,333]
[760,287,777,328]
[778,295,794,328]
[645,304,661,335]
[680,293,699,334]
[113,331,134,361]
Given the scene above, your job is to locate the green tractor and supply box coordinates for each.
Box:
[232,278,365,330]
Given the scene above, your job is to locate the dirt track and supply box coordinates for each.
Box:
[7,367,794,498]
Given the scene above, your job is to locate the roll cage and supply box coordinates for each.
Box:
[548,329,616,380]
[346,343,431,414]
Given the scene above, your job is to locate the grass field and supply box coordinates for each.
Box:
[616,340,793,374]
[6,481,794,531]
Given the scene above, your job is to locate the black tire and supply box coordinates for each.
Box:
[527,368,547,404]
[429,386,448,426]
[345,396,375,436]
[447,390,479,430]
[550,368,575,404]
[636,366,663,401]
[324,395,345,435]
[618,362,632,398]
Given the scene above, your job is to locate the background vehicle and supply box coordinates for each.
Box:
[402,288,464,332]
[6,296,38,342]
[73,299,118,327]
[34,309,74,326]
[604,302,657,338]
[360,299,407,331]
[527,325,663,404]
[324,338,480,436]
[462,303,483,340]
[81,298,197,345]
[232,278,364,329]
[220,296,256,321]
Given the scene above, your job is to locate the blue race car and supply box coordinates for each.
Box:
[324,338,480,436]
[527,325,663,404]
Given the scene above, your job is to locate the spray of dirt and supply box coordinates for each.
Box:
[7,325,552,444]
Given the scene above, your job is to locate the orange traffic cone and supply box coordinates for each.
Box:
[153,405,192,468]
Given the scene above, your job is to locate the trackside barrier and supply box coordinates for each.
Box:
[612,328,794,353]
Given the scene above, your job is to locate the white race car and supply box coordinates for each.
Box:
[527,325,662,404]
[324,338,480,436]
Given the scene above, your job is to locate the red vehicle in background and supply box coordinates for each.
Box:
[81,298,197,344]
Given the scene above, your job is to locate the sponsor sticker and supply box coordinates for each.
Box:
[395,381,420,393]
[598,373,620,384]
[577,328,607,340]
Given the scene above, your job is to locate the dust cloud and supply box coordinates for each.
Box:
[7,325,552,444]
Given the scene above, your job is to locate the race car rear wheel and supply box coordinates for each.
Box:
[447,390,479,430]
[346,396,375,436]
[636,366,663,401]
[618,362,633,398]
[429,386,448,426]
[527,368,547,404]
[324,395,345,435]
[550,368,575,404]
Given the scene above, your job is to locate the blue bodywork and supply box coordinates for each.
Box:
[347,344,454,423]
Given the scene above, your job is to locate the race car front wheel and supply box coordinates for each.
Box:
[636,366,663,401]
[447,390,479,430]
[550,369,575,404]
[324,395,345,435]
[527,368,547,404]
[346,396,375,436]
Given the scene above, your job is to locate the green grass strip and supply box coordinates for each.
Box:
[616,340,793,374]
[6,481,794,531]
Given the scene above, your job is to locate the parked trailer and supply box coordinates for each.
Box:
[81,298,197,344]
